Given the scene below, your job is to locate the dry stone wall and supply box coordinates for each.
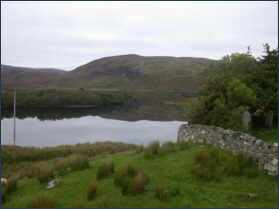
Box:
[177,124,278,176]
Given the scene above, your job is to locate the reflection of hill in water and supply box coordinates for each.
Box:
[1,102,186,122]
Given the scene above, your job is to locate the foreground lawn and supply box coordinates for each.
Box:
[2,143,278,208]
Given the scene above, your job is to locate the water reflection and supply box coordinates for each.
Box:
[1,116,187,147]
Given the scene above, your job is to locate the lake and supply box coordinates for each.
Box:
[1,92,189,148]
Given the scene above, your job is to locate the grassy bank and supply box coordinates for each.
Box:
[1,142,278,208]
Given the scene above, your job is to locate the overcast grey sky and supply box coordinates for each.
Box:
[1,1,278,71]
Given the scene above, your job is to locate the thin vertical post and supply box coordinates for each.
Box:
[14,89,16,146]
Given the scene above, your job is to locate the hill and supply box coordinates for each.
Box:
[1,64,66,89]
[53,54,213,91]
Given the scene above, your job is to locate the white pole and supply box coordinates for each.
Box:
[14,89,16,147]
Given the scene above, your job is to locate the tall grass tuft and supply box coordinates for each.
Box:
[37,164,54,183]
[179,140,190,151]
[87,180,98,201]
[68,154,89,171]
[191,148,220,182]
[26,193,55,208]
[114,163,138,187]
[6,174,20,194]
[223,151,248,176]
[155,181,166,200]
[158,141,175,157]
[144,140,160,159]
[129,171,150,196]
[97,160,115,180]
[55,159,69,176]
[1,187,7,203]
[170,182,180,196]
[98,197,111,208]
[133,145,144,155]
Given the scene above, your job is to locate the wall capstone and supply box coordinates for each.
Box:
[177,124,278,176]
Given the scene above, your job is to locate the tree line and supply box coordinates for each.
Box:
[187,43,278,131]
[1,89,126,108]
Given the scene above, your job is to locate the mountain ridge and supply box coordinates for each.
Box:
[1,54,215,91]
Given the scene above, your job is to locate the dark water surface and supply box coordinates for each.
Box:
[1,92,189,148]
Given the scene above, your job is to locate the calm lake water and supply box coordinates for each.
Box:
[1,116,187,148]
[1,92,189,148]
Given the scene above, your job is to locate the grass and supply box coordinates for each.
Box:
[26,193,55,208]
[87,180,98,201]
[1,142,278,208]
[251,126,278,144]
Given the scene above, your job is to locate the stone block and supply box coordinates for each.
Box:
[265,110,274,130]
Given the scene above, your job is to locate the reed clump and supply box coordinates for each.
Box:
[155,181,166,200]
[158,141,175,157]
[68,154,89,171]
[96,160,115,180]
[87,180,98,201]
[191,146,220,182]
[223,151,248,176]
[31,163,54,183]
[26,193,55,208]
[114,163,149,196]
[144,140,160,159]
[170,182,180,196]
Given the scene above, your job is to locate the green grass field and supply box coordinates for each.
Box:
[2,142,278,208]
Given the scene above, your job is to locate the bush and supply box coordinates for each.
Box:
[155,182,166,200]
[97,160,115,180]
[223,152,248,176]
[179,140,190,151]
[170,182,180,196]
[26,193,55,208]
[68,154,89,171]
[87,180,97,201]
[98,197,111,208]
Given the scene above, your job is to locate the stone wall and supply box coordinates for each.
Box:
[177,124,278,176]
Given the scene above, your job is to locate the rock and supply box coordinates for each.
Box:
[242,111,251,134]
[265,110,274,130]
[271,158,278,166]
[274,143,278,148]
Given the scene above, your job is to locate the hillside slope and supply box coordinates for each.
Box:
[53,54,213,91]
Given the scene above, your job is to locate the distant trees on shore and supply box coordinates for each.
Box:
[1,89,125,108]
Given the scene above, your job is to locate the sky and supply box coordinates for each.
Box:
[1,1,278,71]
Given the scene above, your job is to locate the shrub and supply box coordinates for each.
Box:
[97,160,115,180]
[155,181,166,200]
[179,140,190,151]
[68,154,89,171]
[129,171,150,196]
[170,182,180,196]
[87,180,97,201]
[98,197,111,208]
[26,193,55,208]
[223,152,248,176]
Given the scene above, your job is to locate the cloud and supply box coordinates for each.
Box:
[1,1,278,71]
